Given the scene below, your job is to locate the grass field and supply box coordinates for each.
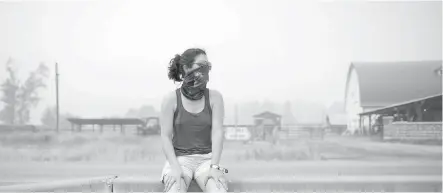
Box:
[0,131,441,185]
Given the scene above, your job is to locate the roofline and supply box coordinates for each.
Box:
[67,118,143,121]
[360,104,390,108]
[359,93,442,116]
[344,63,355,105]
[344,62,365,107]
[344,60,443,107]
[252,111,282,117]
[66,118,145,125]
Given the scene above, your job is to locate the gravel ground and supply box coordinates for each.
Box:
[0,134,441,185]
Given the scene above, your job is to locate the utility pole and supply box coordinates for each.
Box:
[55,63,60,133]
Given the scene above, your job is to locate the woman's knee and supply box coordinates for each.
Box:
[205,178,228,193]
[164,177,191,193]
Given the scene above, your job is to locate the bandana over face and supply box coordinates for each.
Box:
[180,62,211,100]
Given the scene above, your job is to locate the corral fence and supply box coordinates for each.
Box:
[279,125,326,140]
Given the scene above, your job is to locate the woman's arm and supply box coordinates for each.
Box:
[160,92,181,169]
[210,90,225,165]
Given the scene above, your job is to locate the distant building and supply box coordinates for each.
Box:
[325,114,347,134]
[344,61,442,134]
[326,101,347,134]
[252,111,281,142]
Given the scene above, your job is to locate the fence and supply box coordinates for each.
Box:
[0,125,328,140]
[0,125,38,133]
[383,122,442,141]
[279,125,325,140]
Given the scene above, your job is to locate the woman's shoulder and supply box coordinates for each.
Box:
[208,89,223,103]
[161,90,178,108]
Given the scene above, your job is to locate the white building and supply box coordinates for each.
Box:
[344,61,442,134]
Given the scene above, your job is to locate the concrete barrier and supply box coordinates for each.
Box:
[0,176,116,193]
[112,175,442,192]
[112,176,203,193]
[0,175,441,192]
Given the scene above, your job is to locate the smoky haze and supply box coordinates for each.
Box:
[0,1,441,124]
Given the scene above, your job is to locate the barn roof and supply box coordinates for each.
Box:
[345,61,442,107]
[360,93,442,116]
[67,118,144,125]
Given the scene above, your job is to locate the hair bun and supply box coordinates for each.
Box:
[173,54,181,66]
[168,54,182,82]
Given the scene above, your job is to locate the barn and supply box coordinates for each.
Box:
[344,61,442,134]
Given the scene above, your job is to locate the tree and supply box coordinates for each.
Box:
[125,105,158,118]
[138,105,157,117]
[125,108,138,118]
[16,63,49,124]
[260,99,276,113]
[40,106,76,130]
[238,100,261,125]
[0,58,20,124]
[0,59,49,125]
[281,101,297,125]
[41,106,56,127]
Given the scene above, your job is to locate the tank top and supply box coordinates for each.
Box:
[172,88,212,156]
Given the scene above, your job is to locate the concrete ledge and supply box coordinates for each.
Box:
[112,175,442,192]
[0,176,115,192]
[113,177,202,192]
[0,175,441,192]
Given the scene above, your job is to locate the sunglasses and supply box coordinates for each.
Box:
[193,61,212,71]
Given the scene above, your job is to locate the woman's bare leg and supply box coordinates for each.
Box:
[164,176,192,193]
[195,177,227,193]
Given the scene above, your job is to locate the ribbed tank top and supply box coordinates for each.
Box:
[172,88,212,156]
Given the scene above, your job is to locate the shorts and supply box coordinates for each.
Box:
[160,152,212,184]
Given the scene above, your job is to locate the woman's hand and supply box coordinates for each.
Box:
[164,166,184,192]
[203,168,228,191]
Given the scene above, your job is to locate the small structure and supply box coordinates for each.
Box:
[325,114,347,135]
[252,111,281,141]
[67,118,145,134]
[359,94,442,141]
[325,101,347,135]
[344,61,442,135]
[136,117,161,136]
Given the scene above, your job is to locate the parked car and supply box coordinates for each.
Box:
[136,117,160,136]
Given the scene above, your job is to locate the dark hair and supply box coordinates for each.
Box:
[168,48,206,82]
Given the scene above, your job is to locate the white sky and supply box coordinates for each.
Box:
[0,0,441,124]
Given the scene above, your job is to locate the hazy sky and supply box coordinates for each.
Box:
[0,0,441,124]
